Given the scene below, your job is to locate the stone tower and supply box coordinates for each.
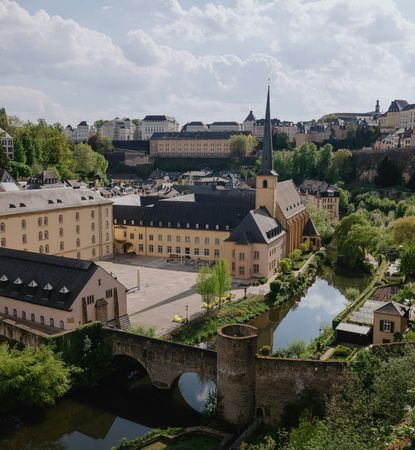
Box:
[217,324,258,426]
[255,86,278,217]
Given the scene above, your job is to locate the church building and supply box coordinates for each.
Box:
[113,88,318,280]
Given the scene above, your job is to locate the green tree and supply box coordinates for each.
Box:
[292,143,318,183]
[307,204,334,244]
[279,258,292,274]
[73,142,96,177]
[9,160,31,178]
[315,143,333,180]
[88,133,113,152]
[0,107,9,132]
[273,132,291,150]
[196,265,219,315]
[392,216,415,245]
[213,259,232,307]
[400,244,415,278]
[13,139,26,164]
[229,135,257,156]
[273,150,293,181]
[328,149,353,183]
[0,344,71,413]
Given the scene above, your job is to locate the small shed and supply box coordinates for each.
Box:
[335,322,372,345]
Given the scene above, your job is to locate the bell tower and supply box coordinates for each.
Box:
[255,86,278,217]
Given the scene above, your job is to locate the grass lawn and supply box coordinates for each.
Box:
[142,435,221,450]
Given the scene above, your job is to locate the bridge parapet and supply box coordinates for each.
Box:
[103,327,217,388]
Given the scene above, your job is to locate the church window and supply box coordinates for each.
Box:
[263,180,268,188]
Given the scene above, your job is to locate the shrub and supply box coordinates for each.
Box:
[279,258,293,274]
[258,276,268,285]
[258,345,272,356]
[344,287,360,301]
[129,325,156,337]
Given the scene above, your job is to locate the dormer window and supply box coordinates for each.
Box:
[20,203,26,207]
[205,224,209,229]
[186,223,190,228]
[9,204,16,208]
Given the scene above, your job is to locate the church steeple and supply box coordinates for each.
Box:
[255,86,278,216]
[259,85,277,176]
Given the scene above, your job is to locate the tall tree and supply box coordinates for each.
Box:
[196,265,219,315]
[213,259,232,307]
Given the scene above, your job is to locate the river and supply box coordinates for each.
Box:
[0,266,369,449]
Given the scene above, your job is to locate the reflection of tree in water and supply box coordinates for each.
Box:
[319,266,370,295]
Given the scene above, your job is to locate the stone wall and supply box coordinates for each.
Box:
[353,147,415,183]
[0,316,48,347]
[104,328,217,388]
[255,357,346,425]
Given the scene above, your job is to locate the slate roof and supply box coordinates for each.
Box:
[0,248,98,311]
[0,169,17,184]
[276,180,306,219]
[244,111,256,122]
[209,121,240,126]
[114,200,251,231]
[303,218,319,237]
[388,100,409,113]
[225,207,285,245]
[298,179,339,197]
[336,322,371,335]
[374,301,409,317]
[151,131,249,140]
[254,118,280,126]
[402,104,415,111]
[0,188,112,217]
[143,115,175,121]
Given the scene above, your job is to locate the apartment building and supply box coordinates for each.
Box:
[0,188,113,260]
[400,104,415,130]
[208,121,241,132]
[63,121,94,143]
[0,247,127,333]
[298,180,340,223]
[149,131,251,158]
[142,115,179,140]
[0,127,14,159]
[379,99,409,133]
[99,118,141,141]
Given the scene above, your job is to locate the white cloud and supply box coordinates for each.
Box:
[1,0,415,125]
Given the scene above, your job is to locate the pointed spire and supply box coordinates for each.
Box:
[259,85,276,175]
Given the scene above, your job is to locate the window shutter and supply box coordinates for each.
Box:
[380,320,384,332]
[391,321,395,333]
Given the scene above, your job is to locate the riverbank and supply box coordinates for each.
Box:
[167,251,325,346]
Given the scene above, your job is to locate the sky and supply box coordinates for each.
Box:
[1,0,415,126]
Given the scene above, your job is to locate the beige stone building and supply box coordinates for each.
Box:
[0,127,13,159]
[372,301,409,345]
[379,99,409,133]
[150,131,251,158]
[0,247,127,333]
[0,188,113,260]
[114,88,319,280]
[298,180,340,223]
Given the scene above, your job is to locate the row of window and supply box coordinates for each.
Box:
[3,307,64,329]
[115,219,229,231]
[132,233,220,245]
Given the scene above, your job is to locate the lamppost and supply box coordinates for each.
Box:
[317,328,322,351]
[185,305,189,323]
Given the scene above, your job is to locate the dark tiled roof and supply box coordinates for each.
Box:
[0,248,98,311]
[374,301,409,317]
[114,200,251,231]
[298,179,339,197]
[112,140,150,152]
[244,111,256,122]
[143,115,174,121]
[194,189,255,208]
[402,104,415,111]
[209,121,239,126]
[303,218,319,237]
[226,207,285,245]
[77,121,89,127]
[254,118,280,126]
[388,100,409,113]
[187,121,205,126]
[0,169,17,183]
[150,131,250,140]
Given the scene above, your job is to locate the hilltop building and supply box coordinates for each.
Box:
[0,127,13,159]
[99,118,141,141]
[63,121,94,143]
[0,248,127,333]
[298,180,340,223]
[181,122,208,132]
[243,111,256,132]
[208,122,241,132]
[0,188,113,260]
[142,115,179,140]
[113,88,318,279]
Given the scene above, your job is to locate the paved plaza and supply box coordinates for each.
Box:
[98,255,269,335]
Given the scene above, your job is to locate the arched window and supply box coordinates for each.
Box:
[263,180,268,188]
[50,318,54,327]
[44,216,48,225]
[4,306,8,315]
[31,313,35,322]
[59,228,64,237]
[13,308,17,317]
[75,212,80,221]
[38,217,42,226]
[91,210,95,219]
[22,234,27,244]
[39,245,43,253]
[59,320,64,330]
[40,315,45,325]
[44,230,49,239]
[1,238,6,247]
[45,244,49,253]
[60,241,64,251]
[76,238,80,247]
[91,222,95,231]
[59,214,63,224]
[92,235,96,244]
[38,231,43,240]
[76,225,80,234]
[21,219,26,229]
[22,311,26,320]
[0,223,4,232]
[105,233,109,241]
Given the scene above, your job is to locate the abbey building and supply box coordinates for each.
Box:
[113,88,318,279]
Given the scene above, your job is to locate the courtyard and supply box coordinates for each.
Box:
[98,255,268,335]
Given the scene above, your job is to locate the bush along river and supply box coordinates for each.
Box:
[0,360,216,450]
[250,265,371,351]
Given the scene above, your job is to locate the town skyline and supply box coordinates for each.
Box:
[1,0,415,125]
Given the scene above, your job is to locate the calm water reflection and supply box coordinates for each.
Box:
[250,266,370,351]
[0,367,215,450]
